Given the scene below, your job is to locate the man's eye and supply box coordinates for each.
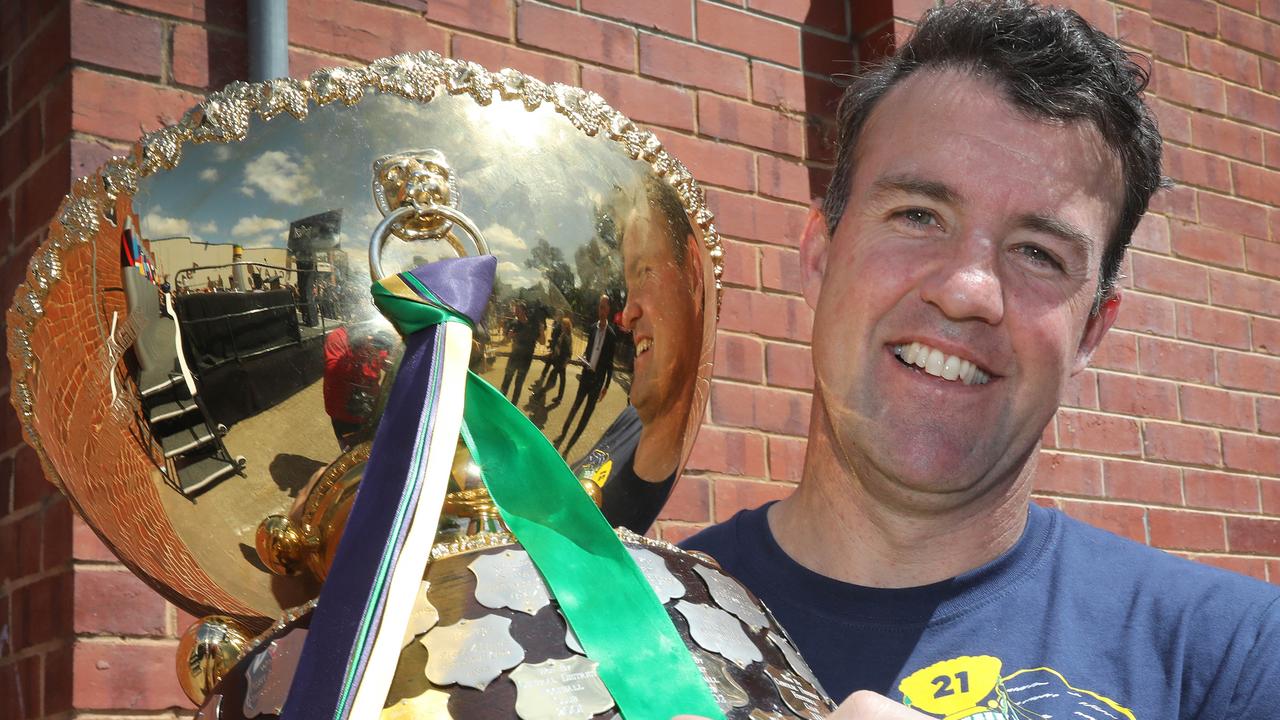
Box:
[1016,244,1064,271]
[896,209,939,228]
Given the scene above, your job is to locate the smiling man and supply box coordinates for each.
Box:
[683,2,1280,718]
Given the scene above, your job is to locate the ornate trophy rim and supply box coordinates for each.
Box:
[6,51,725,618]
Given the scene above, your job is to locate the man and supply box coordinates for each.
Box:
[555,294,617,456]
[500,301,541,406]
[683,3,1280,719]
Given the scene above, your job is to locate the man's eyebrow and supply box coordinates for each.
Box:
[1017,214,1096,254]
[869,175,961,205]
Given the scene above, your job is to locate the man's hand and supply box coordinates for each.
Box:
[830,691,932,719]
[672,690,931,720]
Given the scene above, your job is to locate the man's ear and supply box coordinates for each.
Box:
[800,204,830,310]
[1073,289,1122,374]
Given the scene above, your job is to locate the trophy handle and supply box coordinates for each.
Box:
[368,202,489,281]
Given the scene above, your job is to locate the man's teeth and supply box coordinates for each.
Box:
[894,342,989,385]
[636,339,653,355]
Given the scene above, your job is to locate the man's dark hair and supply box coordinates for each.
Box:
[821,0,1165,307]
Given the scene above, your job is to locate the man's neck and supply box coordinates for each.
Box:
[769,402,1034,589]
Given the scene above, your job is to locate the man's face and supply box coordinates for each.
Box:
[621,215,701,424]
[597,295,610,323]
[806,70,1122,506]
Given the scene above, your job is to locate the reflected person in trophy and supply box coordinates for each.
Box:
[587,178,705,531]
[554,294,617,455]
[499,301,541,406]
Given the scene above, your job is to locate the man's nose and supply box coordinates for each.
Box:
[620,299,640,330]
[918,235,1005,325]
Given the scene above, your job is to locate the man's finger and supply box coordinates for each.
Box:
[831,690,933,719]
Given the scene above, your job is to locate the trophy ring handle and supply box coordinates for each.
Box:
[368,201,490,281]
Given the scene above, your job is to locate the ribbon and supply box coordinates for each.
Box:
[284,255,722,720]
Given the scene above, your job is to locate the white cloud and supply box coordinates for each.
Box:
[240,150,318,205]
[197,220,218,234]
[231,215,287,238]
[497,260,538,287]
[482,223,527,254]
[142,213,207,243]
[213,146,232,162]
[199,167,219,182]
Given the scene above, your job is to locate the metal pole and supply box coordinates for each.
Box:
[248,0,289,82]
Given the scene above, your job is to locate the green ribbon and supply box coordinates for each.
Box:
[373,277,723,720]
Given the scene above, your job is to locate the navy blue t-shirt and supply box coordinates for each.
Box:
[681,502,1280,719]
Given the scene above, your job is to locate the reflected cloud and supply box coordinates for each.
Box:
[199,167,219,182]
[232,216,288,238]
[242,150,319,205]
[483,223,528,253]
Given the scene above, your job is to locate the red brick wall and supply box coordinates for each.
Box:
[0,0,1276,717]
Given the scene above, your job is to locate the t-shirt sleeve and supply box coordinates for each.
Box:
[1225,596,1280,716]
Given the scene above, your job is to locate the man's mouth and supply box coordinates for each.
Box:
[893,342,990,386]
[635,338,653,357]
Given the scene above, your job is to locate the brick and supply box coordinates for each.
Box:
[658,474,711,522]
[639,32,749,97]
[1234,163,1280,207]
[451,33,576,86]
[1197,192,1270,239]
[1227,516,1280,555]
[1104,459,1183,505]
[758,0,849,33]
[1130,252,1208,302]
[44,642,72,715]
[686,427,767,479]
[1184,469,1261,513]
[656,131,755,192]
[72,514,117,562]
[1033,452,1103,497]
[710,381,811,436]
[760,245,802,294]
[1191,553,1269,581]
[1143,420,1221,466]
[756,154,811,204]
[427,0,512,39]
[1222,432,1280,476]
[658,523,702,544]
[10,572,72,652]
[768,435,807,483]
[73,640,188,710]
[1162,145,1232,193]
[290,1,447,62]
[720,238,759,287]
[1112,291,1175,337]
[74,569,168,636]
[172,24,248,89]
[1056,409,1142,458]
[1149,508,1226,551]
[1130,213,1170,253]
[1209,268,1280,317]
[111,0,245,26]
[1137,336,1216,384]
[1154,64,1226,115]
[17,512,41,577]
[1245,237,1280,278]
[1175,302,1251,350]
[764,341,812,390]
[713,333,764,382]
[0,106,42,192]
[1169,219,1245,269]
[288,47,359,79]
[1226,85,1280,131]
[70,69,200,143]
[1149,98,1192,145]
[1059,369,1097,410]
[13,445,53,510]
[1181,384,1256,431]
[70,0,162,78]
[1059,500,1146,543]
[1148,184,1197,221]
[520,3,636,71]
[1264,56,1280,94]
[713,477,794,521]
[1264,476,1280,512]
[1187,35,1260,88]
[1150,0,1217,34]
[1219,6,1280,57]
[0,654,40,720]
[1151,22,1186,61]
[1115,7,1153,50]
[584,0,693,38]
[751,61,805,111]
[699,93,803,156]
[1091,331,1139,372]
[1097,372,1177,420]
[1256,316,1280,356]
[696,1,799,67]
[582,66,695,132]
[802,28,856,78]
[1267,132,1280,171]
[1190,114,1264,164]
[706,189,807,246]
[10,4,70,113]
[1218,350,1280,394]
[1068,0,1118,34]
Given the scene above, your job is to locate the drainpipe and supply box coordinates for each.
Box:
[248,0,289,82]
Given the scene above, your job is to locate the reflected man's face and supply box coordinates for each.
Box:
[621,214,702,426]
